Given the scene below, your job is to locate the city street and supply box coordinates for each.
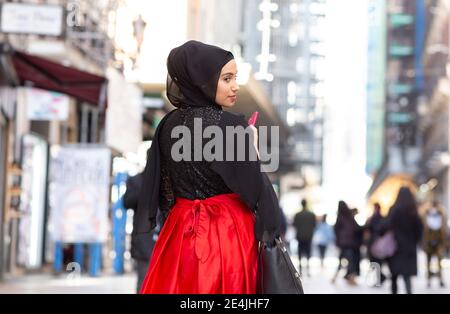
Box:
[2,0,450,296]
[297,255,450,294]
[1,254,449,294]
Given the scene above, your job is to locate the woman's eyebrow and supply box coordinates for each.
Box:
[221,72,237,76]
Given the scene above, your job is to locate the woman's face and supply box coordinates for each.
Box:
[215,59,239,108]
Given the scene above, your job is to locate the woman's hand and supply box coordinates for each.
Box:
[249,125,260,159]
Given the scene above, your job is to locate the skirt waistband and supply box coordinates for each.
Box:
[175,193,243,208]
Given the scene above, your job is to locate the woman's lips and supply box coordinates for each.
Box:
[228,95,237,101]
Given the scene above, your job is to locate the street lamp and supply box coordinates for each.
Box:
[133,14,147,56]
[255,0,278,82]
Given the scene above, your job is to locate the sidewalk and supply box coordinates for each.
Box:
[294,254,450,294]
[1,254,449,294]
[0,273,136,294]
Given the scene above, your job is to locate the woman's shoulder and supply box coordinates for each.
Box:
[159,108,179,124]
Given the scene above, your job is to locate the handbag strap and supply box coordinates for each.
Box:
[258,236,282,252]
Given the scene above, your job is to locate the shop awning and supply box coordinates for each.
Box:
[10,50,107,109]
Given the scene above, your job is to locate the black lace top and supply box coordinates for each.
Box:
[137,106,281,242]
[158,106,232,216]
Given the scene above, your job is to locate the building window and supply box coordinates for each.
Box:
[287,81,297,105]
[288,29,299,47]
[296,57,305,73]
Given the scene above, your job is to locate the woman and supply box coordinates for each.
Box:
[333,201,362,285]
[386,187,423,294]
[135,41,281,294]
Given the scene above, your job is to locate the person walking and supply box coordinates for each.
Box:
[422,201,447,288]
[293,199,316,276]
[312,214,335,268]
[333,201,362,285]
[386,187,423,294]
[123,173,156,293]
[365,203,387,285]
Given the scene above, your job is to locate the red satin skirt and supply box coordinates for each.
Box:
[139,193,258,294]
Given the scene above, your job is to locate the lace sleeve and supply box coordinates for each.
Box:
[159,158,175,227]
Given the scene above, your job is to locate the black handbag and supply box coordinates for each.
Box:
[257,237,304,294]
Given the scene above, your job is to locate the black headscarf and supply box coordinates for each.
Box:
[390,186,418,215]
[166,40,234,109]
[135,40,236,233]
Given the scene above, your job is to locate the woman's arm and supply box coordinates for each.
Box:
[158,158,175,228]
[210,111,281,242]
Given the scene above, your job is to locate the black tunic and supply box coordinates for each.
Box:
[387,208,423,276]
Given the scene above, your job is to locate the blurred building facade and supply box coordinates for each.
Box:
[242,0,327,194]
[367,0,428,213]
[418,0,450,211]
[0,0,145,280]
[139,0,290,174]
[0,49,18,281]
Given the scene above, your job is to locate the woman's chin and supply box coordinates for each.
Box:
[225,101,236,108]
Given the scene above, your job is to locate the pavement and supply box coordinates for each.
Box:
[0,272,136,294]
[293,254,450,294]
[0,253,449,294]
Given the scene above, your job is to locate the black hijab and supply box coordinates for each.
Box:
[166,40,234,109]
[135,41,235,234]
[389,186,418,216]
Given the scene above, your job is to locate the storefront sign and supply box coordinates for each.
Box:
[0,3,63,36]
[25,88,69,121]
[49,146,111,243]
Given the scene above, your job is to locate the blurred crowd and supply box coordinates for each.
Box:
[288,187,449,294]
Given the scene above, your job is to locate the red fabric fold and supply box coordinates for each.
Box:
[140,193,258,294]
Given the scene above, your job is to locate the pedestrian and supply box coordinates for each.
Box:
[351,207,364,279]
[293,199,317,276]
[333,201,362,285]
[365,203,387,286]
[123,173,156,293]
[421,201,447,288]
[312,214,335,268]
[136,40,282,294]
[385,187,423,294]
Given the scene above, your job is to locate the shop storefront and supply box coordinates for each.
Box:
[0,107,7,280]
[1,43,19,280]
[0,87,16,281]
[0,43,108,277]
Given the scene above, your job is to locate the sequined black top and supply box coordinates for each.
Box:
[158,105,233,214]
[136,105,281,241]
